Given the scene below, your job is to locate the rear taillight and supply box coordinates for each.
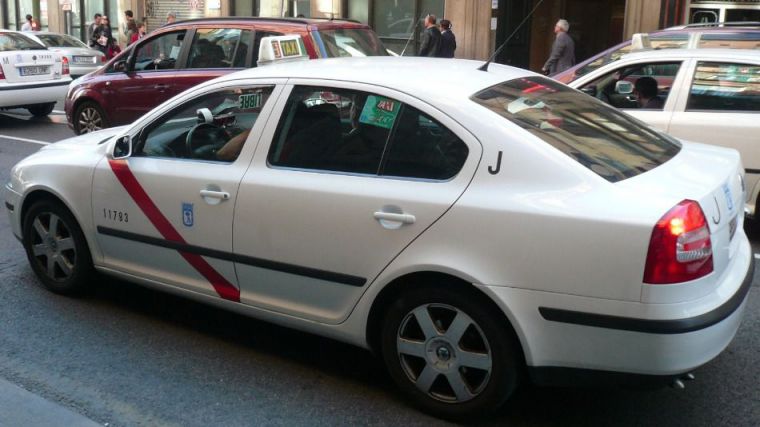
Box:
[101,55,106,63]
[62,57,70,75]
[0,65,4,80]
[644,200,713,284]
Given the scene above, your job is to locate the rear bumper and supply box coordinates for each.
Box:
[483,234,753,376]
[0,80,69,108]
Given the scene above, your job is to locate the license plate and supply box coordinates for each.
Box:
[19,65,49,76]
[73,56,94,64]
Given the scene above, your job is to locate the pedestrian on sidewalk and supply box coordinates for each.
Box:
[437,19,456,58]
[21,14,39,31]
[542,19,575,75]
[88,14,102,47]
[418,14,441,57]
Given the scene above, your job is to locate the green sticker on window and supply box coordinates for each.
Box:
[359,95,400,129]
[239,93,262,110]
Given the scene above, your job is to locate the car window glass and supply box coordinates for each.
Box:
[698,32,760,49]
[687,62,760,112]
[252,31,283,66]
[576,34,689,78]
[314,29,388,57]
[581,61,682,110]
[472,77,681,183]
[0,32,44,50]
[268,86,392,174]
[381,107,468,180]
[187,28,250,69]
[137,86,274,163]
[133,31,186,71]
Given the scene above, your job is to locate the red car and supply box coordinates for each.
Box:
[65,17,387,134]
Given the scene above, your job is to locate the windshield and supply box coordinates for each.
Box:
[314,29,387,58]
[37,34,88,48]
[576,34,690,78]
[0,32,46,51]
[471,77,681,182]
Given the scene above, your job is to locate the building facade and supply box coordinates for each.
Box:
[2,0,758,70]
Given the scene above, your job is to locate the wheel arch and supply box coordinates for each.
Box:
[365,271,527,366]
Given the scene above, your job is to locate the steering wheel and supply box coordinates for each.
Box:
[185,123,230,160]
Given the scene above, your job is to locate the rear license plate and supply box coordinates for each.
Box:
[19,65,50,76]
[73,56,94,64]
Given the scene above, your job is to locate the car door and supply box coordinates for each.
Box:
[107,30,189,124]
[233,82,481,324]
[667,60,760,211]
[92,82,282,301]
[576,59,688,133]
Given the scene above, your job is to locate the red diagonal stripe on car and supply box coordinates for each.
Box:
[108,159,240,302]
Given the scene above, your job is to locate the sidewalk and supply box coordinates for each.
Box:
[0,378,101,427]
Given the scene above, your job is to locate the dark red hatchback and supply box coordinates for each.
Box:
[65,17,387,134]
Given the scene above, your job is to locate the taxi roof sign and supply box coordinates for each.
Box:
[257,35,309,66]
[631,33,652,50]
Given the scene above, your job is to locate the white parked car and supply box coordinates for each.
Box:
[25,31,105,78]
[4,55,753,419]
[0,30,71,116]
[568,49,760,215]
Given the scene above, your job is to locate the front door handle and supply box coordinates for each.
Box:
[374,211,416,225]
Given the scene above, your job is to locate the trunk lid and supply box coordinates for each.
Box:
[0,49,62,83]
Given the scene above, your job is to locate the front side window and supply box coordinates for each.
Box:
[581,61,683,110]
[575,34,690,78]
[269,85,467,180]
[187,28,251,69]
[687,62,760,112]
[137,86,274,163]
[472,77,681,183]
[133,31,186,72]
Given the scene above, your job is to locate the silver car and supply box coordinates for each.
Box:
[25,32,105,78]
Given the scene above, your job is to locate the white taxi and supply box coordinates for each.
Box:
[4,53,753,419]
[567,49,760,216]
[0,30,71,116]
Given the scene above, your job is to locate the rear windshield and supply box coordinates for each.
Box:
[36,34,88,48]
[0,32,46,51]
[471,77,681,182]
[313,28,387,58]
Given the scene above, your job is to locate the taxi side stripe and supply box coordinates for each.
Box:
[97,226,367,287]
[107,159,241,302]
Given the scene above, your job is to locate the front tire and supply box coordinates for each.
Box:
[27,102,55,117]
[22,200,93,294]
[380,286,521,420]
[73,101,108,134]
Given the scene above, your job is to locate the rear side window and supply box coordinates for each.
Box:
[687,62,760,112]
[269,86,467,180]
[472,77,681,183]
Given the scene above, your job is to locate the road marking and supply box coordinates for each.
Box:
[0,134,51,145]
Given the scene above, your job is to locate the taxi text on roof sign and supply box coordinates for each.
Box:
[257,35,308,66]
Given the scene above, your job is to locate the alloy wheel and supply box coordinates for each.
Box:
[29,212,77,281]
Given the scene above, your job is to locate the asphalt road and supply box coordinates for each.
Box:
[1,110,759,426]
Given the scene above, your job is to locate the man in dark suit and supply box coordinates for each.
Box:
[542,19,576,75]
[418,15,441,57]
[437,19,456,58]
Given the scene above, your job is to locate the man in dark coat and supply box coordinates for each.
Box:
[542,19,576,75]
[437,19,456,58]
[418,15,441,57]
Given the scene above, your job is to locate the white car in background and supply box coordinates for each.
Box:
[4,54,753,419]
[0,30,71,116]
[568,49,760,215]
[25,31,105,78]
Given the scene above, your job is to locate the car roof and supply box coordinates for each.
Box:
[620,48,760,62]
[161,17,371,30]
[225,57,534,102]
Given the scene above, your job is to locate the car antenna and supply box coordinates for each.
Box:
[400,14,421,56]
[478,0,545,72]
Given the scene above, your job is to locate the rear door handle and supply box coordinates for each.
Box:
[373,211,416,224]
[200,189,230,200]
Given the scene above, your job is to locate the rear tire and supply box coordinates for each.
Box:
[22,199,93,295]
[27,102,55,117]
[73,101,108,134]
[380,285,521,420]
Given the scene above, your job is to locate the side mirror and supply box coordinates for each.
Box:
[111,136,132,159]
[616,80,634,94]
[580,85,597,97]
[196,108,213,124]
